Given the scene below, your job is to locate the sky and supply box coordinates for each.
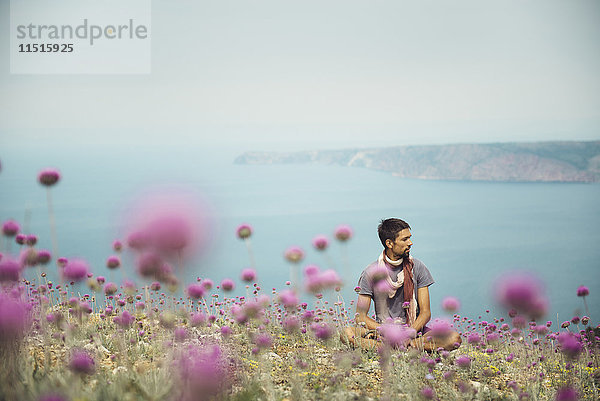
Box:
[1,0,600,152]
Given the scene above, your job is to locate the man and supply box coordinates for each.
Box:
[343,218,461,351]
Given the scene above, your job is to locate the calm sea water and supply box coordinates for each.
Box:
[1,143,599,323]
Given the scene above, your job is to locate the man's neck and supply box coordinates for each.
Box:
[384,250,403,266]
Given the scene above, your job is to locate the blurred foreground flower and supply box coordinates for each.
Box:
[0,292,30,342]
[442,296,460,313]
[174,344,232,401]
[68,349,95,375]
[124,189,213,270]
[495,272,548,319]
[62,259,90,282]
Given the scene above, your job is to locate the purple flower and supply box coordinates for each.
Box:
[112,240,123,252]
[135,301,145,311]
[236,224,252,239]
[557,332,582,360]
[220,278,235,292]
[254,333,272,349]
[240,268,257,283]
[150,281,161,291]
[310,322,333,340]
[277,289,299,309]
[174,327,188,342]
[0,257,21,283]
[15,233,26,245]
[334,224,353,242]
[103,282,117,295]
[136,251,163,278]
[2,220,20,237]
[421,386,435,400]
[26,234,38,246]
[175,344,231,400]
[113,310,135,328]
[576,285,589,297]
[186,284,205,299]
[202,279,213,290]
[495,273,548,319]
[38,168,61,187]
[284,246,304,263]
[68,349,95,375]
[378,323,415,348]
[312,235,329,251]
[190,312,206,327]
[62,259,89,282]
[455,355,471,368]
[442,296,461,312]
[556,386,578,401]
[283,316,300,333]
[304,268,342,293]
[106,255,121,270]
[428,318,453,341]
[220,325,233,337]
[0,293,29,341]
[36,249,52,265]
[57,257,68,267]
[467,332,481,345]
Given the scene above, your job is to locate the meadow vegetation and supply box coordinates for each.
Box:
[0,167,598,401]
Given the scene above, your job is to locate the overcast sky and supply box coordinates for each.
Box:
[1,0,599,151]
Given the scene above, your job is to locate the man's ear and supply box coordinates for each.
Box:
[385,238,393,249]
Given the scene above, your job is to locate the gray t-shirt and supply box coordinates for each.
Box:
[358,256,434,323]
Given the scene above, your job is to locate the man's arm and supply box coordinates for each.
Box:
[411,286,432,332]
[355,294,380,330]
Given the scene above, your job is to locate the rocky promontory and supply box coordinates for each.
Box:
[234,141,600,182]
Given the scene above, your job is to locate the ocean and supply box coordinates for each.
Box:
[1,143,598,324]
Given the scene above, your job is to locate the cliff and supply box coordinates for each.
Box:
[234,141,600,182]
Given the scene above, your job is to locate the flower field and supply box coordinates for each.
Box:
[0,167,598,401]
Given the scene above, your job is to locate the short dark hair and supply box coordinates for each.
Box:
[378,218,411,247]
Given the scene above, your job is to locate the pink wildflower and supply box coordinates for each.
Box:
[576,285,589,297]
[378,323,415,349]
[0,257,21,283]
[334,224,353,241]
[284,246,304,263]
[277,289,298,309]
[106,255,121,269]
[221,278,235,292]
[37,168,61,186]
[455,355,471,368]
[495,272,548,319]
[1,220,20,237]
[312,235,329,251]
[442,296,460,312]
[36,249,51,265]
[68,349,95,375]
[62,259,89,282]
[187,284,205,299]
[236,224,252,239]
[240,268,257,282]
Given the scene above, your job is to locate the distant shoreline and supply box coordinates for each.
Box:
[235,140,600,183]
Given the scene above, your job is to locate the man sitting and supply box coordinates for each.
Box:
[343,218,461,351]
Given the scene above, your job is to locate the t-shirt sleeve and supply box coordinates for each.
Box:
[357,270,373,297]
[414,259,435,288]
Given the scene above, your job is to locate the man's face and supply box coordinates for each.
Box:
[385,228,413,260]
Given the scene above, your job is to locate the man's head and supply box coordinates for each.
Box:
[378,218,412,260]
